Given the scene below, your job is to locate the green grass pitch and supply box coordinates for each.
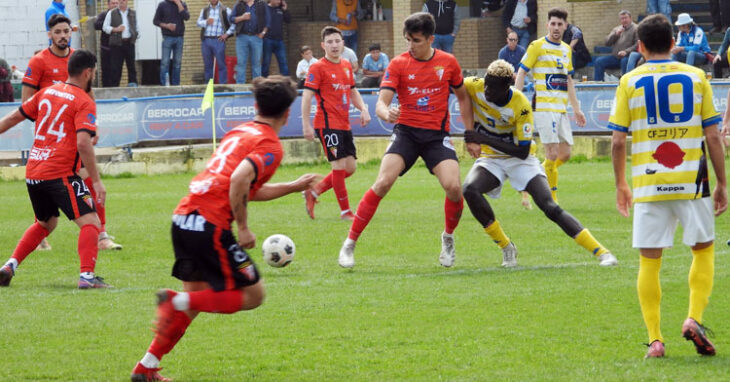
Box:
[1,160,729,381]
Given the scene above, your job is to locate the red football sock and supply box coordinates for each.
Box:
[348,189,383,241]
[332,169,351,213]
[444,197,463,235]
[314,172,333,195]
[84,177,105,231]
[148,311,192,359]
[78,224,100,273]
[188,289,243,314]
[11,222,49,265]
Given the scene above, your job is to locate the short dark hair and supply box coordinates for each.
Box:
[300,45,312,54]
[321,26,343,41]
[404,12,435,38]
[48,14,72,30]
[637,14,673,54]
[368,43,381,52]
[547,7,568,22]
[68,49,97,76]
[253,75,297,118]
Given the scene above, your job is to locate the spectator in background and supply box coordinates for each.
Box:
[712,27,730,78]
[646,0,672,24]
[0,58,12,102]
[479,0,504,17]
[95,0,117,87]
[45,0,79,32]
[296,45,317,88]
[594,10,639,81]
[502,0,537,49]
[672,13,711,68]
[709,0,730,34]
[422,0,460,53]
[562,22,591,71]
[197,0,234,84]
[498,31,525,72]
[103,0,139,87]
[262,0,290,77]
[330,0,363,53]
[230,0,268,84]
[342,46,359,72]
[361,43,389,88]
[153,0,190,86]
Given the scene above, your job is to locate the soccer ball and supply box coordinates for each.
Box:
[262,234,295,268]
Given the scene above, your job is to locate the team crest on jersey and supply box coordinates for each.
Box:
[652,142,685,169]
[344,68,350,79]
[82,195,94,209]
[434,66,444,81]
[329,147,338,157]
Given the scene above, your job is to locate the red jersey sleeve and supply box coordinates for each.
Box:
[246,141,283,199]
[74,97,97,137]
[380,58,400,91]
[19,91,41,121]
[449,56,464,88]
[347,60,355,87]
[22,55,44,90]
[303,60,321,91]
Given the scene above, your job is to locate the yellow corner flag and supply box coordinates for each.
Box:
[201,79,216,150]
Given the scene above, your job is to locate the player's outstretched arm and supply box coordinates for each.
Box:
[704,124,728,216]
[77,131,106,206]
[0,109,25,134]
[252,173,322,201]
[301,89,315,141]
[567,76,586,127]
[376,88,399,123]
[230,159,256,248]
[350,87,371,126]
[611,130,631,217]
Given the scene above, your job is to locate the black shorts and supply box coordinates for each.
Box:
[171,212,260,291]
[316,128,357,161]
[385,124,458,175]
[26,176,96,222]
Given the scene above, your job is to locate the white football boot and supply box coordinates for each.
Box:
[597,252,618,266]
[501,241,518,268]
[338,239,355,268]
[439,232,455,267]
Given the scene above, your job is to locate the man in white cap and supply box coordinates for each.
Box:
[671,13,712,67]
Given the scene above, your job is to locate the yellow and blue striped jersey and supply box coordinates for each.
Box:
[519,37,573,113]
[464,76,536,158]
[607,60,721,203]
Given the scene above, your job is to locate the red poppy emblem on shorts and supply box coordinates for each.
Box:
[652,141,685,169]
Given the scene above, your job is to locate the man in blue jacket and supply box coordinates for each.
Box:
[672,13,711,67]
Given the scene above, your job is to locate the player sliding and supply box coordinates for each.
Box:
[461,60,617,268]
[301,26,371,220]
[131,76,319,382]
[337,12,473,268]
[0,49,111,288]
[609,14,727,358]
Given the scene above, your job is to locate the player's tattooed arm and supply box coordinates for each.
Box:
[230,159,255,248]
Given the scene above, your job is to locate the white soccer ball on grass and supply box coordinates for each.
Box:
[262,234,295,268]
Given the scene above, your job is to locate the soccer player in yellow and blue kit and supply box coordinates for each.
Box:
[609,14,727,359]
[462,59,617,268]
[515,7,586,203]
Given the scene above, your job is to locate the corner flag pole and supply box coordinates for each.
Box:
[201,58,216,151]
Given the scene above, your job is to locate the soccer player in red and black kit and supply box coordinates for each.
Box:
[0,49,111,289]
[130,76,319,382]
[301,26,371,220]
[337,12,474,268]
[23,14,123,251]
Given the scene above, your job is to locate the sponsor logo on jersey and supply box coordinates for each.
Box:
[25,67,31,77]
[87,113,96,124]
[407,86,440,96]
[652,141,685,169]
[545,74,567,91]
[522,123,532,138]
[331,83,350,91]
[264,152,275,166]
[308,73,314,82]
[29,147,51,161]
[189,178,214,194]
[385,71,390,80]
[417,96,429,107]
[656,185,685,192]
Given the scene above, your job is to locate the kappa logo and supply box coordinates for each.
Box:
[520,108,529,116]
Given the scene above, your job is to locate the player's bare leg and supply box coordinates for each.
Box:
[433,159,464,267]
[305,156,356,220]
[339,153,405,268]
[0,217,56,286]
[133,281,265,381]
[520,191,532,210]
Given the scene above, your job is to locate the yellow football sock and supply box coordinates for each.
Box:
[555,158,565,168]
[688,244,715,324]
[543,159,558,201]
[484,221,510,249]
[574,229,608,257]
[638,255,663,343]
